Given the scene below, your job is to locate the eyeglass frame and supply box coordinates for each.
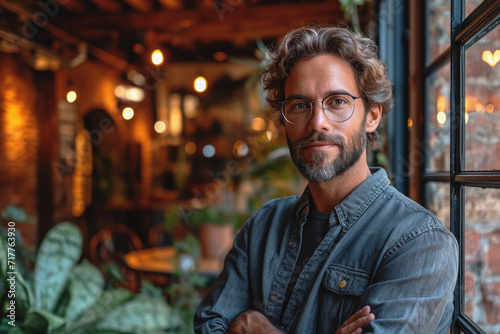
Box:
[279,92,362,125]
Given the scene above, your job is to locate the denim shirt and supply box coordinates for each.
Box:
[194,169,458,333]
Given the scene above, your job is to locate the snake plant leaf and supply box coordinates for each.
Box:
[34,222,83,312]
[0,234,7,295]
[31,309,65,332]
[65,288,134,333]
[10,310,48,334]
[96,297,172,332]
[11,269,34,318]
[7,327,28,334]
[65,260,104,321]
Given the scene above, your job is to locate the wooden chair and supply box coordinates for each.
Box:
[148,223,173,247]
[89,224,143,291]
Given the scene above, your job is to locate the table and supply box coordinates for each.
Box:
[124,246,223,277]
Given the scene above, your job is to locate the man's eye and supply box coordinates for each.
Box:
[291,102,309,110]
[331,98,346,106]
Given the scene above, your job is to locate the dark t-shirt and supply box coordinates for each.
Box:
[282,209,330,317]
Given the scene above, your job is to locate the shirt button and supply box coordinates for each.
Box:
[289,242,296,248]
[270,295,277,302]
[338,280,347,289]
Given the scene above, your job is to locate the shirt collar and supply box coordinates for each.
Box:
[294,168,390,230]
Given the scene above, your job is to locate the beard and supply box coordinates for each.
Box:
[286,123,367,183]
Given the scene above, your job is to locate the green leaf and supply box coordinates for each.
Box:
[31,309,65,333]
[65,289,133,333]
[0,235,7,296]
[16,311,48,334]
[0,234,7,280]
[8,327,29,334]
[12,270,34,318]
[96,297,172,332]
[34,222,83,312]
[65,260,104,321]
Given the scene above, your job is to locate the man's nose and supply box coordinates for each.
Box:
[307,100,331,132]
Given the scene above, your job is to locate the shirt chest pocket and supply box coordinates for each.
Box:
[316,267,370,333]
[322,266,370,296]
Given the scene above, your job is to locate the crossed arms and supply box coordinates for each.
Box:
[228,306,375,334]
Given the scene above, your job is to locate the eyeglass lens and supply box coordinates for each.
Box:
[282,93,356,125]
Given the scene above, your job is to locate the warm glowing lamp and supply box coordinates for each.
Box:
[194,76,207,92]
[66,90,77,103]
[154,121,166,133]
[122,107,134,120]
[437,111,446,125]
[482,50,500,67]
[152,49,164,65]
[486,104,494,113]
[185,142,197,154]
[251,117,266,131]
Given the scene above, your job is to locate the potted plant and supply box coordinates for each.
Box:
[0,222,176,334]
[187,206,235,261]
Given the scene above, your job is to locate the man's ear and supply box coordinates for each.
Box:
[365,105,383,133]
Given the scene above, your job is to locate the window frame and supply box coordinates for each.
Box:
[418,0,500,333]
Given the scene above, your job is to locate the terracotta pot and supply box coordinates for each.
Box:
[198,223,234,260]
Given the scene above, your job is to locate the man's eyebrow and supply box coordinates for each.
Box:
[323,89,355,96]
[284,90,355,100]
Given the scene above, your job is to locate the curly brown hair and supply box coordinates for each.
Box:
[260,25,393,150]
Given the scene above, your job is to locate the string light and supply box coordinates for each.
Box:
[152,49,164,66]
[194,76,207,93]
[185,142,197,154]
[437,111,446,125]
[154,121,166,133]
[66,90,77,103]
[122,107,134,120]
[481,50,500,67]
[251,117,266,131]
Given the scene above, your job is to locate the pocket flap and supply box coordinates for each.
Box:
[322,267,369,296]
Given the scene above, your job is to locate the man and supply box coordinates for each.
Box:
[194,25,458,334]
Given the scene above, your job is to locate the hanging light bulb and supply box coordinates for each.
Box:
[122,107,134,120]
[151,49,164,65]
[194,76,207,93]
[66,90,77,103]
[437,111,446,125]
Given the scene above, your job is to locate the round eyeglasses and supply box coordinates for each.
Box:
[279,92,361,125]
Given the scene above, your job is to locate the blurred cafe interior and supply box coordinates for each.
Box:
[0,0,500,333]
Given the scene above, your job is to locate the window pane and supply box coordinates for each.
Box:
[466,0,484,17]
[465,23,500,171]
[426,64,450,172]
[464,187,500,330]
[425,182,450,229]
[427,0,450,64]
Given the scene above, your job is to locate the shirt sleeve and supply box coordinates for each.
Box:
[194,219,253,334]
[360,227,459,334]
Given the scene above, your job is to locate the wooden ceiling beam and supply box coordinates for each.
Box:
[121,0,153,13]
[54,2,342,35]
[157,0,183,10]
[59,0,88,13]
[88,0,122,12]
[0,0,136,71]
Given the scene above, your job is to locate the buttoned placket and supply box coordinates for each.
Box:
[276,209,344,330]
[265,213,305,324]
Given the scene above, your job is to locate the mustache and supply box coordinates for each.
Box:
[293,132,345,150]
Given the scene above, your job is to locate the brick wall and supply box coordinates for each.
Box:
[0,53,156,247]
[0,54,38,247]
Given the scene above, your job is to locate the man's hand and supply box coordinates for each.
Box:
[228,310,284,334]
[335,305,375,334]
